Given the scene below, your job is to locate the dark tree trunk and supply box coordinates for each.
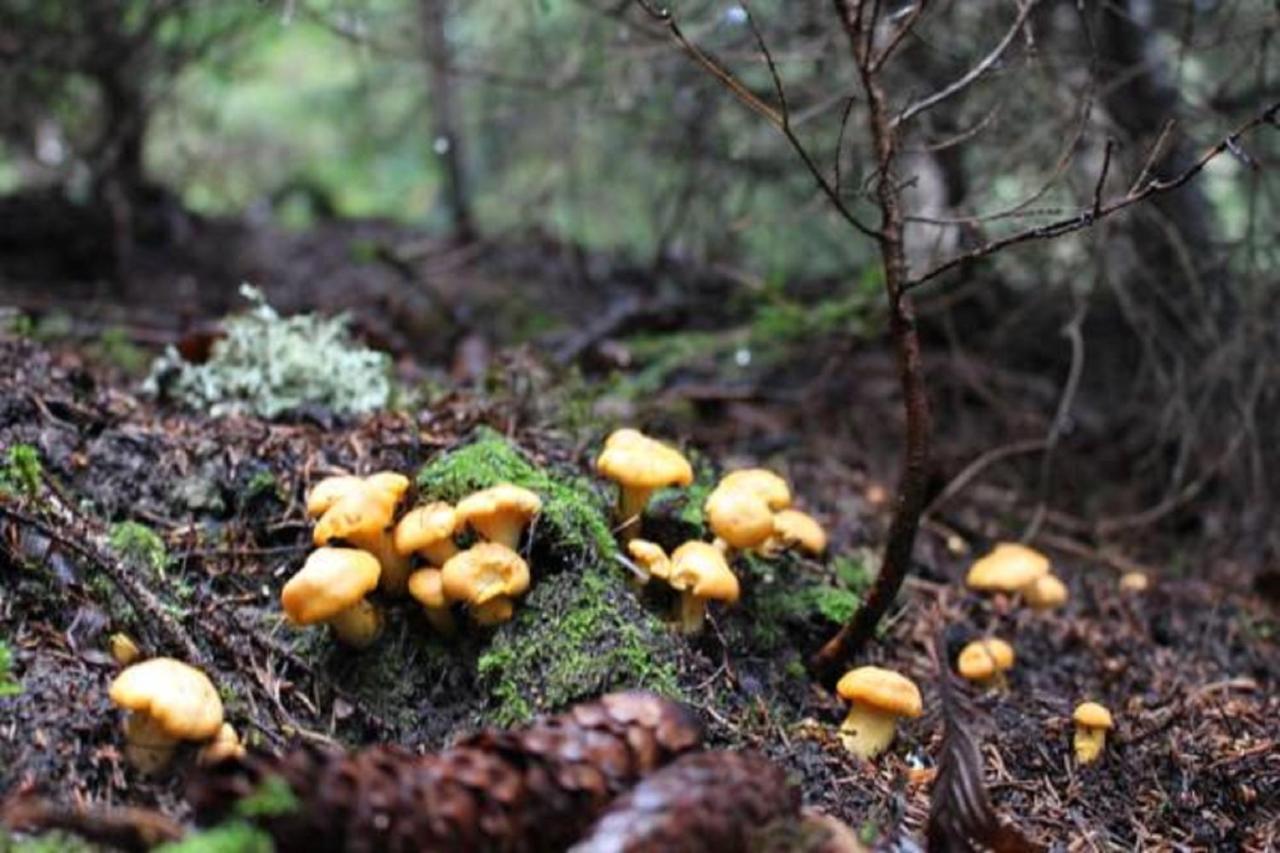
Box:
[420,0,476,242]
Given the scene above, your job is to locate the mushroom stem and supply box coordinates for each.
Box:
[674,591,708,635]
[123,713,179,774]
[422,540,460,567]
[1074,725,1107,764]
[616,486,655,542]
[422,603,457,637]
[326,600,384,648]
[472,597,515,626]
[838,703,898,759]
[472,518,523,551]
[345,529,412,596]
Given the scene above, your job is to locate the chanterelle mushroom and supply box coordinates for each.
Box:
[835,666,923,760]
[595,429,693,541]
[456,484,542,550]
[704,486,775,554]
[407,567,455,636]
[313,478,410,595]
[965,542,1050,594]
[718,469,791,511]
[441,542,531,625]
[1072,701,1114,764]
[394,501,460,566]
[306,471,407,518]
[666,541,740,634]
[281,547,383,648]
[765,508,828,556]
[627,539,671,584]
[956,638,1015,686]
[109,657,224,774]
[1024,573,1068,610]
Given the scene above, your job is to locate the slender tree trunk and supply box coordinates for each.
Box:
[420,0,476,241]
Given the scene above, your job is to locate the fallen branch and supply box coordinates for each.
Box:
[1,793,184,852]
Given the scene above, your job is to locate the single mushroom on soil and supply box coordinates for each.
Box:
[1072,701,1114,764]
[956,637,1015,688]
[835,666,923,760]
[281,547,384,648]
[312,474,411,594]
[665,541,740,634]
[455,484,542,551]
[441,542,531,625]
[109,657,225,774]
[394,501,460,566]
[763,508,828,557]
[595,429,693,542]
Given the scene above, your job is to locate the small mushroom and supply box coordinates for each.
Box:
[197,722,245,766]
[455,484,542,550]
[305,471,407,518]
[314,484,411,595]
[281,547,384,648]
[704,486,775,555]
[1024,573,1069,610]
[764,509,828,556]
[666,541,740,634]
[441,542,531,625]
[1119,571,1149,593]
[627,539,671,584]
[835,666,923,760]
[718,468,792,511]
[109,632,141,666]
[1072,701,1114,764]
[394,501,460,566]
[965,542,1051,594]
[109,657,224,774]
[407,567,456,636]
[595,429,693,541]
[956,638,1015,687]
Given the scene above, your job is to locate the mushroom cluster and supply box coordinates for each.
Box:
[286,470,542,647]
[965,541,1069,611]
[705,468,827,558]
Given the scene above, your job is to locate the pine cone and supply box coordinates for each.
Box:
[568,751,800,853]
[187,691,702,853]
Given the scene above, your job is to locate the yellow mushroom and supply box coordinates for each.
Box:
[627,539,671,584]
[1024,573,1069,610]
[394,501,460,566]
[455,484,542,550]
[835,666,923,760]
[595,429,693,541]
[666,541,740,634]
[956,638,1015,687]
[1072,701,1114,764]
[197,722,245,766]
[718,468,792,511]
[764,508,828,557]
[1119,571,1149,593]
[704,486,775,554]
[407,567,456,637]
[314,483,411,595]
[966,542,1051,594]
[281,547,383,648]
[109,658,224,774]
[441,542,531,626]
[109,632,141,666]
[305,471,407,518]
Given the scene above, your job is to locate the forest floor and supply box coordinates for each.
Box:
[0,220,1277,851]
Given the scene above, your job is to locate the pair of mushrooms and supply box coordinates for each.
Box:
[285,475,542,647]
[627,539,740,634]
[966,542,1068,609]
[704,469,827,558]
[108,657,243,774]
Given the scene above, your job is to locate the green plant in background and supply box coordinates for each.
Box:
[0,444,42,499]
[144,285,393,419]
[108,521,170,578]
[0,641,21,697]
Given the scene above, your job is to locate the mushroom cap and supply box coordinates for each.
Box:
[1024,573,1069,608]
[595,430,693,491]
[109,658,224,741]
[313,487,398,547]
[772,509,828,555]
[719,469,792,511]
[836,666,923,718]
[455,484,542,532]
[281,547,381,625]
[627,539,671,580]
[965,542,1051,591]
[1073,701,1113,729]
[668,541,740,602]
[394,502,458,557]
[704,487,775,549]
[1119,571,1149,592]
[305,475,366,518]
[956,638,1016,680]
[407,567,448,609]
[364,471,410,505]
[441,542,531,605]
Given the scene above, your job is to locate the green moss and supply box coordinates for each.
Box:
[1,830,97,853]
[748,556,865,652]
[476,564,681,727]
[155,822,274,853]
[0,444,42,499]
[108,521,170,578]
[0,641,20,697]
[415,428,615,559]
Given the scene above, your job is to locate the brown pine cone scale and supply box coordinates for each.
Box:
[186,692,702,853]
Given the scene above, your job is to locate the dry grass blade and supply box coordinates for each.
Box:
[927,645,1041,853]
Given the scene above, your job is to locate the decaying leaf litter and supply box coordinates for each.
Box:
[0,328,1276,850]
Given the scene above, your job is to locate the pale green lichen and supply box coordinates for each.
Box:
[144,284,392,419]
